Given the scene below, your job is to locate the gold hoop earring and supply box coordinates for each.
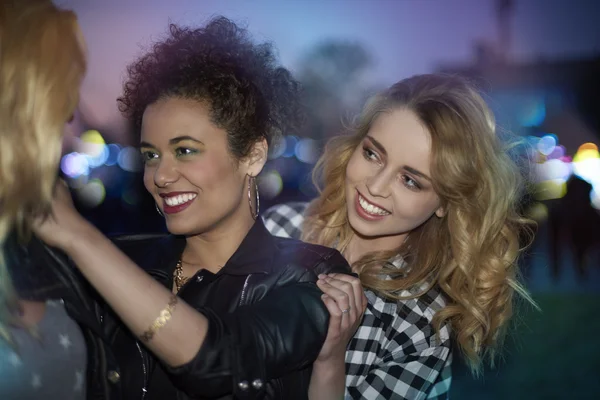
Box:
[155,203,164,217]
[247,175,260,220]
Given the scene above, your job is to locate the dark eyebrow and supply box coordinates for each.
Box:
[138,136,204,149]
[365,135,387,156]
[169,135,204,145]
[404,166,432,182]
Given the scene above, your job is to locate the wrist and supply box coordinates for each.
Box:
[310,355,346,400]
[61,219,100,255]
[313,353,345,375]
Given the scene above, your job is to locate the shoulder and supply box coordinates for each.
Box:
[269,235,350,279]
[364,284,451,347]
[110,233,183,272]
[262,201,309,239]
[111,233,171,252]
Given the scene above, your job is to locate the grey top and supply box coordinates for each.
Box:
[0,299,87,400]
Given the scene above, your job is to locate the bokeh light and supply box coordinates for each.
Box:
[258,170,283,199]
[572,143,600,186]
[79,130,108,167]
[268,139,287,159]
[520,97,546,127]
[532,136,600,207]
[294,138,320,164]
[535,179,567,201]
[117,146,143,172]
[282,136,299,158]
[61,152,90,178]
[76,179,106,208]
[526,202,549,222]
[105,143,121,166]
[534,158,573,182]
[536,134,557,156]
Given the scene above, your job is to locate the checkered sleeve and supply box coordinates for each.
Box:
[262,202,308,240]
[345,289,452,400]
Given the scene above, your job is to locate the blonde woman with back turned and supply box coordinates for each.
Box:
[0,1,122,399]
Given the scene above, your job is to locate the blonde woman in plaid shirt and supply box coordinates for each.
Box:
[263,73,535,399]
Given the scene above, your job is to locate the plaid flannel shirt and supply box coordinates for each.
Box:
[262,202,452,400]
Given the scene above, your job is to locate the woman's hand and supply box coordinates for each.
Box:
[32,180,92,251]
[315,273,367,363]
[309,273,367,399]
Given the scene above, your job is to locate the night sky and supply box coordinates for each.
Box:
[56,0,600,141]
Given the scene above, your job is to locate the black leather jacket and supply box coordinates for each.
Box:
[5,234,121,400]
[104,219,351,400]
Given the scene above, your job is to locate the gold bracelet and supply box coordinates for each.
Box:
[140,294,178,343]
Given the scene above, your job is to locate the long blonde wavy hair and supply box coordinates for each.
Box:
[303,73,536,374]
[0,0,86,344]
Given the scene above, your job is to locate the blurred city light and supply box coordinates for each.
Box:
[521,97,546,127]
[537,134,557,156]
[526,202,549,222]
[535,179,568,201]
[532,135,599,206]
[282,136,299,158]
[268,138,287,159]
[295,138,320,164]
[61,152,90,178]
[79,130,109,167]
[76,178,106,208]
[572,142,600,189]
[117,146,143,172]
[105,143,121,166]
[258,169,283,199]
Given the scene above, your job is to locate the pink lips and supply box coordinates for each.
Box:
[354,190,390,221]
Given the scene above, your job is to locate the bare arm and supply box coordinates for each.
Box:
[33,184,207,367]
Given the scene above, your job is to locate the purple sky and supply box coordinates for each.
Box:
[56,0,600,141]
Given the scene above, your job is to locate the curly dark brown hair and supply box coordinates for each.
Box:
[118,16,303,159]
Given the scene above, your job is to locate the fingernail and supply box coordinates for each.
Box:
[322,294,329,300]
[318,274,326,279]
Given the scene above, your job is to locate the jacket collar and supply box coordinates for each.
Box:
[150,218,278,278]
[224,217,277,275]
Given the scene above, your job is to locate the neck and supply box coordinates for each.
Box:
[182,210,255,274]
[344,231,406,266]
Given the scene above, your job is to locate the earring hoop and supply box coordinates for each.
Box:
[155,203,164,217]
[247,175,260,220]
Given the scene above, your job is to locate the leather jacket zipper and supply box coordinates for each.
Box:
[239,274,252,306]
[136,341,148,400]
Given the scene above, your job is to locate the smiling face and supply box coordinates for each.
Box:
[140,97,265,236]
[345,107,444,243]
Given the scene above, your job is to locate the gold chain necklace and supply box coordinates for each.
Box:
[173,260,190,293]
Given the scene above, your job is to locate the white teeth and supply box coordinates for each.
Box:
[358,195,390,216]
[164,193,197,206]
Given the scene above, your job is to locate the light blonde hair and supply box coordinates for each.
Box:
[0,0,86,344]
[303,73,536,374]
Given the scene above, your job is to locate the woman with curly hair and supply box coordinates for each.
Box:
[32,17,354,400]
[263,73,536,399]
